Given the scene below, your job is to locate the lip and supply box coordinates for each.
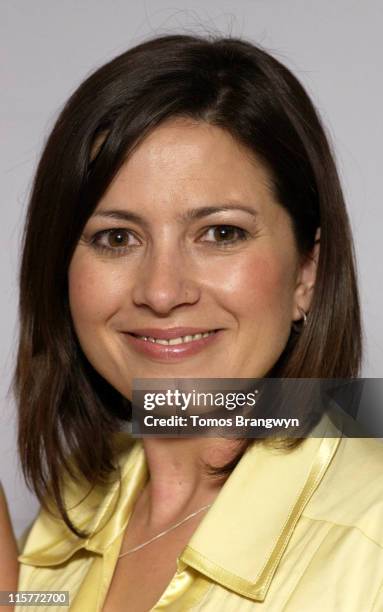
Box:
[121,328,223,361]
[128,327,219,339]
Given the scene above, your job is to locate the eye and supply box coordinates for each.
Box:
[200,225,249,245]
[90,228,140,254]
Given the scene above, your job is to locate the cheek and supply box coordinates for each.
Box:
[214,251,296,319]
[68,253,126,330]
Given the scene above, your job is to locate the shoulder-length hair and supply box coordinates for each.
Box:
[13,34,361,536]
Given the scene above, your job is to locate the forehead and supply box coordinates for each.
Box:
[95,118,276,216]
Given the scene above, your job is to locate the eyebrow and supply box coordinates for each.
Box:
[92,204,258,226]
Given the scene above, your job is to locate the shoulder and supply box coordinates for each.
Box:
[305,433,383,547]
[19,434,142,561]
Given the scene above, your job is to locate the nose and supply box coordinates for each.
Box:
[131,245,201,315]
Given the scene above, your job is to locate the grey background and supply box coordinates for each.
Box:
[1,0,382,536]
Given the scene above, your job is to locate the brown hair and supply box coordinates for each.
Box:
[13,34,361,536]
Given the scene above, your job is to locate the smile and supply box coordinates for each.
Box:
[132,331,215,345]
[123,329,222,361]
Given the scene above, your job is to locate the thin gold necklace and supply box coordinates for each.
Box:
[118,503,212,558]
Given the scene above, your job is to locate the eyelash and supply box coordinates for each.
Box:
[89,225,250,256]
[89,230,138,257]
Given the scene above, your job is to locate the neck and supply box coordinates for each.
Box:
[139,437,240,527]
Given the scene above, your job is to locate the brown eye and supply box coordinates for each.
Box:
[90,228,139,255]
[213,226,237,242]
[107,229,130,247]
[201,225,249,245]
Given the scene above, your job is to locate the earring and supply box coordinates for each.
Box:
[298,306,308,327]
[292,306,308,333]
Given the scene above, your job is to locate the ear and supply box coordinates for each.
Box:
[292,228,320,321]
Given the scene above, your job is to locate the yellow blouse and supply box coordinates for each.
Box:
[18,412,383,611]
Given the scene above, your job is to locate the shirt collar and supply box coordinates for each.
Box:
[180,413,341,601]
[19,437,148,565]
[19,413,341,601]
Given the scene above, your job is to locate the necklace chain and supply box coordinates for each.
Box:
[118,503,212,558]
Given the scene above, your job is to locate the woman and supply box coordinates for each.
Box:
[14,35,383,611]
[0,483,18,598]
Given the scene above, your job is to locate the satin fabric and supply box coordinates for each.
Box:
[18,412,383,611]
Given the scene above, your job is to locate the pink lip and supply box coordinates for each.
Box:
[122,328,222,361]
[128,327,219,339]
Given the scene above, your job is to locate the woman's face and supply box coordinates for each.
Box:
[68,118,317,399]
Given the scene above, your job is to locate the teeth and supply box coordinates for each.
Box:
[168,337,184,345]
[136,331,215,345]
